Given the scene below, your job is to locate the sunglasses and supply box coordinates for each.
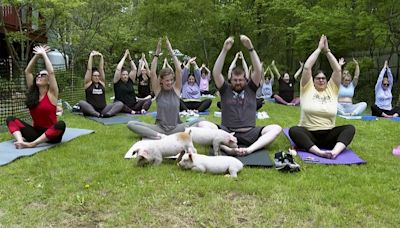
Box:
[383,83,390,86]
[36,73,48,78]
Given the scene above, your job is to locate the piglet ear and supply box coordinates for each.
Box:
[189,153,193,162]
[177,150,185,163]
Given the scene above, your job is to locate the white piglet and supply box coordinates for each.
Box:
[185,127,238,156]
[124,132,197,166]
[177,152,244,178]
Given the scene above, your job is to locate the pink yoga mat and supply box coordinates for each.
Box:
[282,128,366,165]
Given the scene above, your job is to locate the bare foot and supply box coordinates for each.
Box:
[331,152,339,159]
[14,141,34,149]
[314,150,333,159]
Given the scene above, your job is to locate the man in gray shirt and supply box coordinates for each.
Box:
[212,35,282,156]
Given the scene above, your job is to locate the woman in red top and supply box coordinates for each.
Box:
[6,45,66,149]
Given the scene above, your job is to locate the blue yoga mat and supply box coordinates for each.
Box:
[86,115,139,125]
[0,128,94,166]
[282,128,366,165]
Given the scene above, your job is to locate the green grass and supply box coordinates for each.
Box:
[0,100,399,227]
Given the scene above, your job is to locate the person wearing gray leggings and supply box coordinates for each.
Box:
[78,51,123,117]
[127,38,204,139]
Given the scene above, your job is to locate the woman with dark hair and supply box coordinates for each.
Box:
[114,49,152,114]
[180,57,212,112]
[289,35,355,159]
[78,51,123,117]
[6,45,66,149]
[136,53,152,99]
[271,60,303,106]
[371,60,400,117]
[127,38,204,139]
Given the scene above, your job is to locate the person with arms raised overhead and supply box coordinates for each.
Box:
[78,51,123,117]
[127,38,207,139]
[114,49,152,115]
[6,45,66,149]
[371,60,400,118]
[209,35,282,156]
[289,35,355,159]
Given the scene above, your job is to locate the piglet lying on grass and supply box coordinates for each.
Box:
[184,127,238,156]
[124,131,197,166]
[177,151,243,178]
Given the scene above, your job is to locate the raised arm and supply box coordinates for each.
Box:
[239,51,249,80]
[240,35,261,86]
[352,58,360,87]
[323,37,341,87]
[137,54,145,77]
[98,51,105,84]
[270,60,281,80]
[113,49,129,83]
[163,58,173,71]
[293,61,304,80]
[213,36,234,89]
[127,51,137,81]
[228,52,239,80]
[387,62,393,90]
[25,52,40,88]
[151,38,162,96]
[166,37,182,93]
[201,64,211,81]
[301,35,325,87]
[192,61,201,86]
[84,51,94,89]
[34,45,58,102]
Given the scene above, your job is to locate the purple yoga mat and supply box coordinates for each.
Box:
[282,128,366,165]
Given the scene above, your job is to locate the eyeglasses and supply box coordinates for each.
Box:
[314,77,326,81]
[383,83,390,86]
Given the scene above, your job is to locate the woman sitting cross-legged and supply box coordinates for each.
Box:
[337,57,367,116]
[256,63,275,102]
[114,49,152,115]
[371,60,400,118]
[180,57,212,113]
[271,60,303,106]
[289,35,355,159]
[127,38,209,139]
[6,45,66,149]
[78,51,123,117]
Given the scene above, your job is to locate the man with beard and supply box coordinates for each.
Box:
[211,35,282,156]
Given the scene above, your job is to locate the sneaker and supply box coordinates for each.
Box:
[274,151,300,172]
[274,151,291,171]
[284,153,301,172]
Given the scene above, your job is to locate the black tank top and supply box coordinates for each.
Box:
[86,83,106,111]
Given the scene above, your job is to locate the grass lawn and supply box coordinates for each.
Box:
[0,100,399,227]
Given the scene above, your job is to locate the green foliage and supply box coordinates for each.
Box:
[1,101,400,226]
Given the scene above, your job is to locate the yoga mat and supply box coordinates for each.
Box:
[0,128,94,166]
[390,117,400,122]
[282,128,366,165]
[126,111,157,117]
[361,115,378,121]
[338,115,362,120]
[86,115,139,125]
[209,146,273,167]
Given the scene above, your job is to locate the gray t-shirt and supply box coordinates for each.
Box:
[219,80,258,128]
[155,89,181,131]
